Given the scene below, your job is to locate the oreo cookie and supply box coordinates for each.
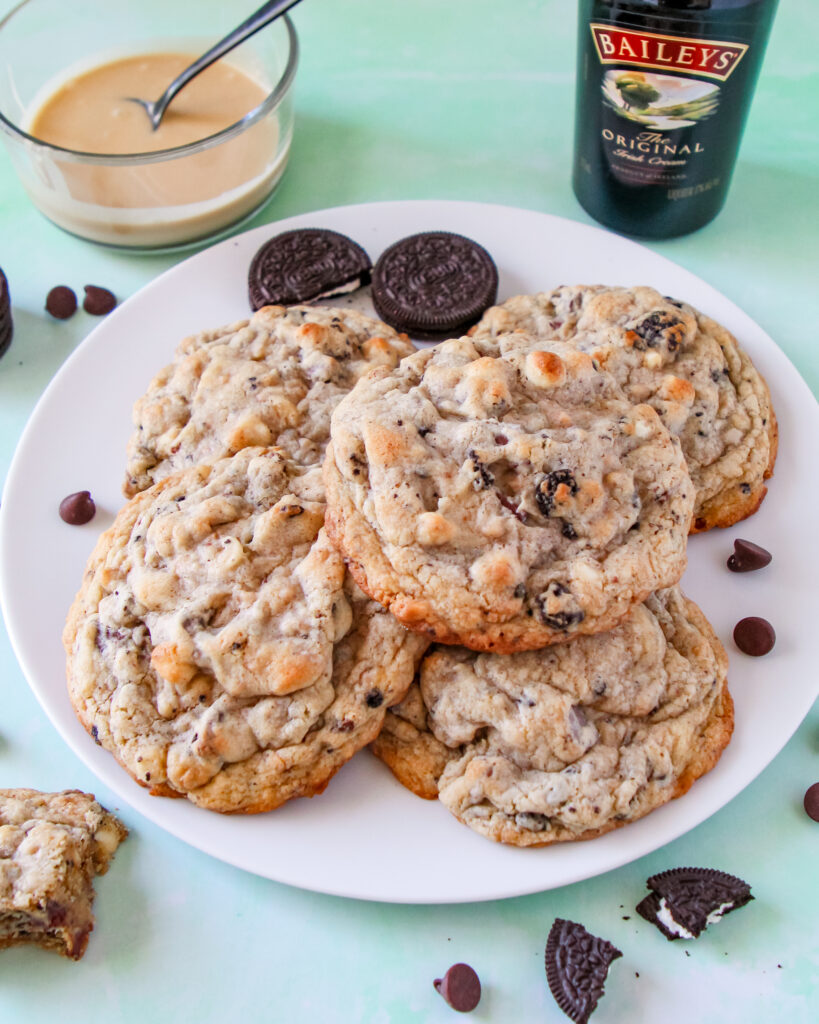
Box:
[0,266,13,358]
[371,231,498,341]
[545,918,622,1024]
[248,228,372,311]
[636,867,753,940]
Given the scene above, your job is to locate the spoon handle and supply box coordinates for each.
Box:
[158,0,303,113]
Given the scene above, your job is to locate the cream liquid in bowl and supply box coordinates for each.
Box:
[22,51,288,247]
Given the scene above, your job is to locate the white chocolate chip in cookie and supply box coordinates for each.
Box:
[227,413,273,451]
[469,548,523,591]
[525,349,566,389]
[417,512,455,546]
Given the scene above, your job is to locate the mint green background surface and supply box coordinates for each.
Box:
[0,2,817,1021]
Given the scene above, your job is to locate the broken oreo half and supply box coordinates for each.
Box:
[545,918,622,1024]
[371,230,498,341]
[636,866,753,941]
[248,228,372,310]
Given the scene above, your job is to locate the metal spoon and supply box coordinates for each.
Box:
[128,0,303,131]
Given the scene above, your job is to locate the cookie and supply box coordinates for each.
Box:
[124,305,414,496]
[65,448,426,814]
[325,335,693,652]
[248,229,372,310]
[472,285,777,531]
[0,266,12,358]
[372,587,733,846]
[636,866,753,940]
[545,919,622,1024]
[371,231,498,340]
[0,788,127,959]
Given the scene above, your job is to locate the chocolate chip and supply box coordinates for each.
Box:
[733,617,775,656]
[59,490,96,525]
[545,919,621,1024]
[433,963,481,1013]
[45,286,77,320]
[364,689,383,708]
[83,285,117,316]
[803,783,819,822]
[727,538,772,573]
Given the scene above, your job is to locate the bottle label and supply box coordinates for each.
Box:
[588,23,752,191]
[590,25,748,81]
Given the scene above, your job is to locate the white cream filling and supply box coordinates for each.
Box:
[656,897,695,939]
[656,897,736,938]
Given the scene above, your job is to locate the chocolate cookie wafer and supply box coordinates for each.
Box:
[371,231,498,341]
[249,228,372,310]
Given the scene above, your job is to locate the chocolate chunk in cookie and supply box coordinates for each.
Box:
[371,231,498,341]
[545,918,622,1024]
[636,866,753,940]
[248,228,372,310]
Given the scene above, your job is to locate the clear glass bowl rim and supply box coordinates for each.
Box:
[0,0,299,165]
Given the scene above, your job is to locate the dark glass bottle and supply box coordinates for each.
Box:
[572,0,778,238]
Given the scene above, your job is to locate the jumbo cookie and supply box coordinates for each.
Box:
[124,305,414,496]
[372,587,733,846]
[324,334,694,652]
[472,285,777,532]
[65,447,426,814]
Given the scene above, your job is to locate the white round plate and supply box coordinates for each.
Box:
[1,200,816,903]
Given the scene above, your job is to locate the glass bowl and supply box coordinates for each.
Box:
[0,0,298,250]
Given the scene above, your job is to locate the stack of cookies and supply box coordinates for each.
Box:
[63,280,776,848]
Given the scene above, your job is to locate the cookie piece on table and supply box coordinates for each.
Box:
[325,335,693,652]
[0,266,12,358]
[124,306,414,496]
[371,231,498,341]
[472,285,777,531]
[0,788,127,960]
[372,587,733,846]
[248,229,372,310]
[545,918,622,1024]
[65,448,427,814]
[636,866,753,940]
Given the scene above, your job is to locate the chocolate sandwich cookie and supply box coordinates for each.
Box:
[0,267,13,358]
[636,866,753,940]
[248,228,372,310]
[371,231,498,341]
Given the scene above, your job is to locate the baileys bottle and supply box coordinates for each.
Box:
[572,0,778,238]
